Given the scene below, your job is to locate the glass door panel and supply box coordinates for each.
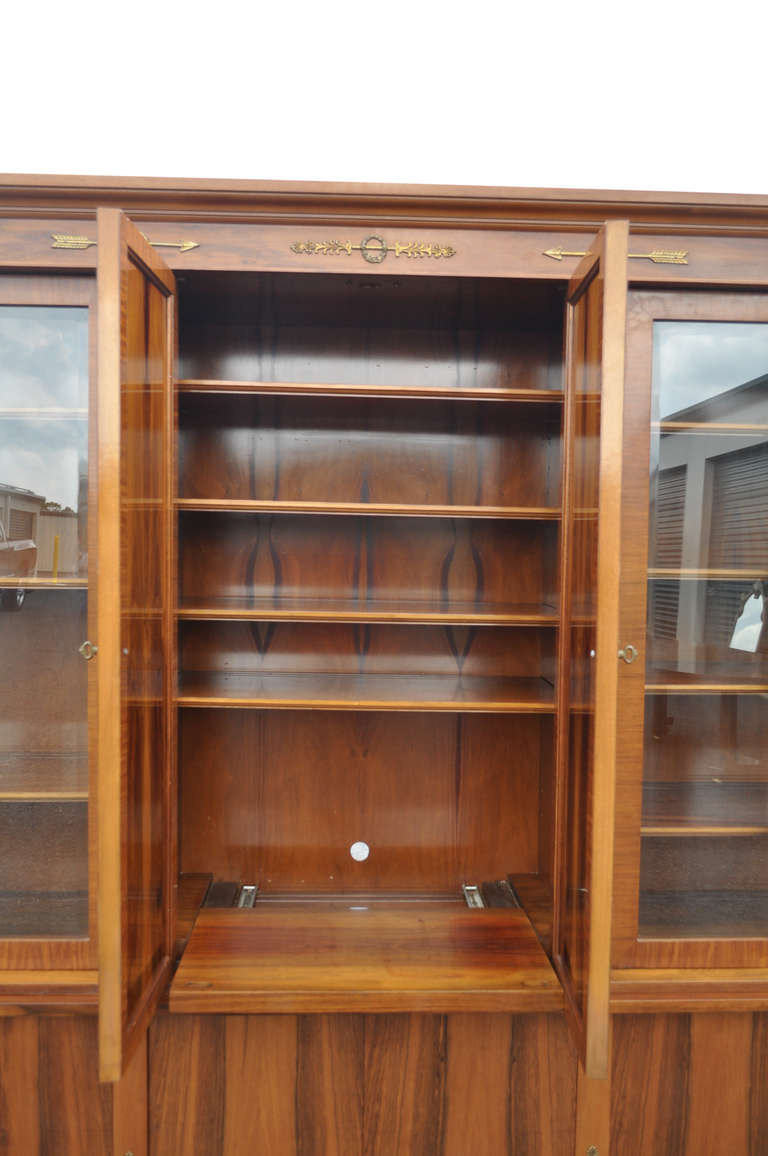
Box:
[640,317,768,942]
[0,297,91,944]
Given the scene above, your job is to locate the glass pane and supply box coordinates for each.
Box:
[0,306,89,938]
[653,321,768,419]
[561,270,603,1011]
[0,306,89,411]
[641,320,768,941]
[123,270,166,1005]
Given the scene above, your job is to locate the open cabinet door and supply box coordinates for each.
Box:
[96,210,176,1081]
[556,221,628,1080]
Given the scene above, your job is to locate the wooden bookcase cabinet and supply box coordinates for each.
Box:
[0,182,766,1110]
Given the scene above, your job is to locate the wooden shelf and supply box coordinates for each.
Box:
[642,825,768,837]
[0,791,87,802]
[0,577,87,589]
[177,596,559,626]
[648,569,767,580]
[169,903,563,1014]
[657,421,768,433]
[176,672,556,712]
[0,407,87,421]
[178,379,564,404]
[176,499,561,520]
[646,670,768,694]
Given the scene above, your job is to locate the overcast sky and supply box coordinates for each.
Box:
[2,1,766,196]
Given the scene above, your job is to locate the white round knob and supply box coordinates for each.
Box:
[350,841,370,862]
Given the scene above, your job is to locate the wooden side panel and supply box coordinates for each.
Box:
[149,1011,577,1156]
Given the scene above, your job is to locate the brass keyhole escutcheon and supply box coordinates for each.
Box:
[618,643,639,664]
[587,1147,599,1156]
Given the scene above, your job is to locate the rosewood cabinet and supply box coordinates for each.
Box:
[0,178,766,1156]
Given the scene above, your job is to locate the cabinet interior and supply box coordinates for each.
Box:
[170,270,567,1010]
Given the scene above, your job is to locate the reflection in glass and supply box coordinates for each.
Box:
[641,321,768,941]
[653,321,768,419]
[0,306,89,938]
[0,306,88,411]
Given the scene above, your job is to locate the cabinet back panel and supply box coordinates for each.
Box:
[178,271,564,392]
[179,513,559,608]
[178,396,561,508]
[179,710,551,891]
[179,621,556,680]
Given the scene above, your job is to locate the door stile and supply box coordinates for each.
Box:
[97,208,176,1081]
[555,221,628,1081]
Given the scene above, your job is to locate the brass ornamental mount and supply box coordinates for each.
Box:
[544,246,688,265]
[51,234,200,252]
[291,234,456,264]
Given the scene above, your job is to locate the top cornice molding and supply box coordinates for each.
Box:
[1,174,767,232]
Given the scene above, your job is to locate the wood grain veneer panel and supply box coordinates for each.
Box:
[148,1010,577,1155]
[178,272,564,390]
[0,1017,39,1156]
[297,1015,364,1156]
[510,1014,578,1155]
[223,1016,298,1155]
[178,394,561,510]
[751,1013,768,1154]
[363,1014,445,1155]
[442,1013,577,1156]
[178,512,559,612]
[443,1013,513,1155]
[179,620,554,678]
[169,907,562,1014]
[38,1017,112,1156]
[112,1031,148,1156]
[179,711,548,890]
[611,1014,689,1156]
[686,1013,752,1156]
[149,1014,226,1155]
[177,671,556,712]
